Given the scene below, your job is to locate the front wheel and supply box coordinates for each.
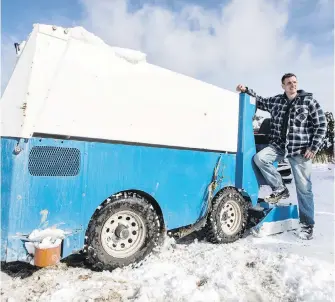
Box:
[86,192,164,270]
[205,187,248,243]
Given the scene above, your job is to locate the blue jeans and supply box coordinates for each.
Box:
[253,144,314,226]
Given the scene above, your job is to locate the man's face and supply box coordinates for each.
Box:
[282,76,297,95]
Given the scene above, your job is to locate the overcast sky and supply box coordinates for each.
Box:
[2,0,334,114]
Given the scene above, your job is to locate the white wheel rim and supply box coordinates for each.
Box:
[101,210,146,258]
[219,200,242,235]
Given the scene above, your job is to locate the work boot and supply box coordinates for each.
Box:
[297,223,313,240]
[264,187,290,204]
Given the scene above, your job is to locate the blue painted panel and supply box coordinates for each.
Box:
[263,205,299,222]
[1,137,87,261]
[1,136,237,261]
[253,204,299,232]
[251,204,299,236]
[1,138,19,260]
[235,93,259,205]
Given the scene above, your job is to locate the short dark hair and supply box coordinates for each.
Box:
[281,73,297,84]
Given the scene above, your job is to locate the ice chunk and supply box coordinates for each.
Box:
[25,242,35,255]
[36,237,62,249]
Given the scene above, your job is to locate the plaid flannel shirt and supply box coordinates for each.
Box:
[246,88,327,157]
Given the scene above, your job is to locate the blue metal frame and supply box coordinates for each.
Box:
[235,93,259,205]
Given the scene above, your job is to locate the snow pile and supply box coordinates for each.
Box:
[111,47,147,64]
[28,228,66,242]
[69,26,106,47]
[25,228,66,253]
[2,238,334,301]
[35,237,62,250]
[1,164,334,301]
[68,25,147,64]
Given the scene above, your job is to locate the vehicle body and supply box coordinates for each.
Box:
[1,24,298,269]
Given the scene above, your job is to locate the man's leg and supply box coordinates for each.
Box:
[253,145,289,202]
[288,155,314,240]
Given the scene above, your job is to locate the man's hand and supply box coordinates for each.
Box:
[236,84,247,93]
[304,148,315,160]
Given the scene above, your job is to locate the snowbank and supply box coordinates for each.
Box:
[1,238,334,301]
[1,164,334,301]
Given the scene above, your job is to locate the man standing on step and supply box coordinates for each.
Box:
[236,73,327,240]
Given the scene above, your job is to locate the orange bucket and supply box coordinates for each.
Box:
[34,244,62,267]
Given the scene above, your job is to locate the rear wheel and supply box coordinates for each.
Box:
[205,187,248,243]
[86,192,164,270]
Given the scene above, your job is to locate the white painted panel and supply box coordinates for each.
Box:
[0,24,68,138]
[2,24,240,152]
[21,31,68,138]
[0,27,38,137]
[35,38,239,152]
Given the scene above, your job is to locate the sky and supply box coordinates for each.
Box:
[1,0,334,114]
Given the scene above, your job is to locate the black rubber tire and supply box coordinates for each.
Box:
[205,187,249,243]
[85,192,164,271]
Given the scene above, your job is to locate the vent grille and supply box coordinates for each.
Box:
[28,146,80,176]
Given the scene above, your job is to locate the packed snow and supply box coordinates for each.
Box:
[24,228,66,255]
[28,228,66,243]
[1,164,334,301]
[70,25,147,64]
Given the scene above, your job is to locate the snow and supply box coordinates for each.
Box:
[69,26,147,63]
[1,164,334,301]
[35,238,62,250]
[252,218,300,238]
[69,26,106,46]
[111,47,147,64]
[28,228,66,243]
[23,228,66,255]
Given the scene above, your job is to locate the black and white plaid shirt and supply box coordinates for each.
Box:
[246,88,327,157]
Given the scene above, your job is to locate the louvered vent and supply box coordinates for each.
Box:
[28,146,80,176]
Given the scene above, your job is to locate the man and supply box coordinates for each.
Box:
[236,73,327,240]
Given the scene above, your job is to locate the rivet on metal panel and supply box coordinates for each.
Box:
[13,138,26,154]
[14,145,22,154]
